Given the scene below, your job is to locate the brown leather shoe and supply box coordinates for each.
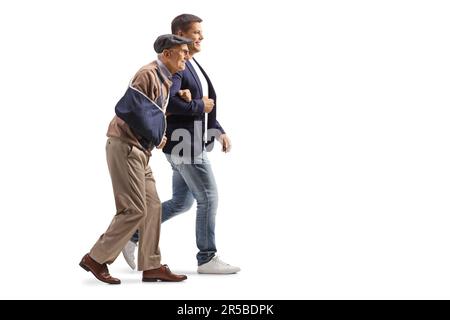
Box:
[142,264,187,282]
[79,254,121,285]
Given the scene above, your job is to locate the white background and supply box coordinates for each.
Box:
[0,0,449,299]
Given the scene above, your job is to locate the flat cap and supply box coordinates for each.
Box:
[154,34,193,53]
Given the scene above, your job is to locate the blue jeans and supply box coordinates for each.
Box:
[131,151,218,265]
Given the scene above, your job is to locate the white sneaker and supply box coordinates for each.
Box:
[122,240,137,270]
[197,255,240,274]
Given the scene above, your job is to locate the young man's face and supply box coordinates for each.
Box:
[166,44,189,73]
[179,22,203,55]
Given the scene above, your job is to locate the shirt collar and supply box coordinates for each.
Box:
[156,59,172,80]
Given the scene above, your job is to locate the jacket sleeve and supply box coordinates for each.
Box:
[131,70,157,100]
[166,71,205,115]
[215,120,226,134]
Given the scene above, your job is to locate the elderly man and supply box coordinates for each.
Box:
[79,34,192,284]
[123,15,240,274]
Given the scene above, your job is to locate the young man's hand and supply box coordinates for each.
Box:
[202,96,214,113]
[219,134,232,153]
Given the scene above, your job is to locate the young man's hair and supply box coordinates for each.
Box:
[171,14,202,34]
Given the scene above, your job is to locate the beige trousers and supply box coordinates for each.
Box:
[89,137,161,271]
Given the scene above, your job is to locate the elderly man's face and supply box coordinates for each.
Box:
[179,22,203,55]
[165,44,189,73]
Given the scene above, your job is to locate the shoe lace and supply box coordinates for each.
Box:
[212,256,230,266]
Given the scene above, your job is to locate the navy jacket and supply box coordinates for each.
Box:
[163,58,225,157]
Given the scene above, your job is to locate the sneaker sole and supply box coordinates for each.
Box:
[197,270,240,274]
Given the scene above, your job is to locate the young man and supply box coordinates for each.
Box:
[80,34,192,284]
[123,15,240,274]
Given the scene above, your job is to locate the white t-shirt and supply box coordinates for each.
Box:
[191,58,209,142]
[191,58,209,97]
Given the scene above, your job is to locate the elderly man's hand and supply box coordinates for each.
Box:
[178,89,192,102]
